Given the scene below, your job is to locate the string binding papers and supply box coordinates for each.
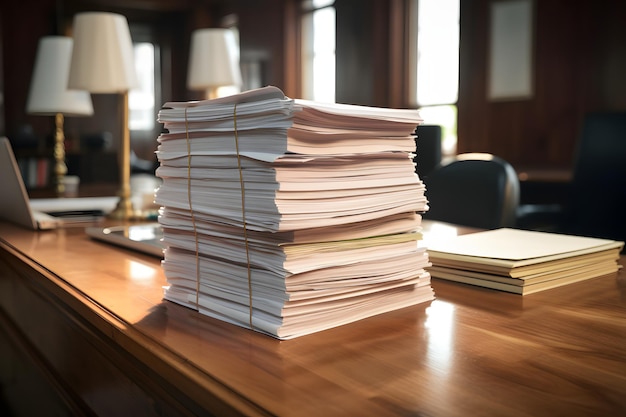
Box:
[155,86,433,339]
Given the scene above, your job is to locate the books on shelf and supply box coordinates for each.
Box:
[18,156,51,189]
[154,86,434,339]
[427,228,624,295]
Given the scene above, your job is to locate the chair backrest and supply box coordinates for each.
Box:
[414,125,442,180]
[423,153,520,229]
[560,112,626,242]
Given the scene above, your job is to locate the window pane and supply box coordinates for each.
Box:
[312,7,335,102]
[416,0,459,106]
[302,3,335,102]
[418,105,457,155]
[129,42,155,131]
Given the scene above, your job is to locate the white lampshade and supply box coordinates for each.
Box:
[187,28,242,92]
[26,36,93,116]
[68,12,139,93]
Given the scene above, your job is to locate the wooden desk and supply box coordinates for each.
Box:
[1,220,625,416]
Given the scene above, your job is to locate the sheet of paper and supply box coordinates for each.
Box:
[30,196,118,214]
[427,228,623,261]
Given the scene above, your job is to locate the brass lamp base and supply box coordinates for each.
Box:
[107,195,142,220]
[53,113,68,196]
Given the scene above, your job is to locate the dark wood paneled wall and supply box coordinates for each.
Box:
[1,1,59,144]
[457,0,626,170]
[1,0,625,172]
[336,0,389,106]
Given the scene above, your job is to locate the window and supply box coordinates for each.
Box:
[412,0,460,155]
[129,42,156,132]
[301,0,336,102]
[127,22,161,140]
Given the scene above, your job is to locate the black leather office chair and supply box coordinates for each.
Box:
[414,125,442,180]
[559,112,626,242]
[423,153,520,229]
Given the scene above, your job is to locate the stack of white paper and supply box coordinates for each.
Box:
[154,86,434,339]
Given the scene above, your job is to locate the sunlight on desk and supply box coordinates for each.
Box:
[127,259,159,283]
[420,220,459,248]
[425,300,455,374]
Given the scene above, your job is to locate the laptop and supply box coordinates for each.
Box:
[0,137,118,230]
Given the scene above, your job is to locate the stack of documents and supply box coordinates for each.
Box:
[427,228,624,295]
[154,86,434,339]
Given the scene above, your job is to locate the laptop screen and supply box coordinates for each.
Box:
[0,137,40,229]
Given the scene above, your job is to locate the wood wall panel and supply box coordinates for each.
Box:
[235,0,287,92]
[457,0,626,170]
[1,1,58,141]
[336,0,394,107]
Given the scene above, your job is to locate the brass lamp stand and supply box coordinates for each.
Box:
[107,91,139,220]
[53,113,68,195]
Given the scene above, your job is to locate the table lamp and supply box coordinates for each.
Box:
[187,28,242,99]
[26,36,94,196]
[68,11,139,220]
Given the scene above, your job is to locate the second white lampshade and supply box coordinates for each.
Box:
[68,11,139,93]
[187,28,242,94]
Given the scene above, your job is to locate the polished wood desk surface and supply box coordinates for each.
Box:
[1,219,625,416]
